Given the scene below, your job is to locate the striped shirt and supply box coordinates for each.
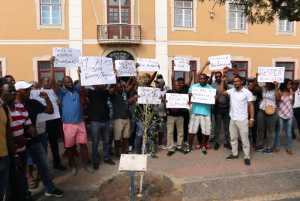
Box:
[9,102,32,153]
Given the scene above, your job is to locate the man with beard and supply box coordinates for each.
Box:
[50,56,93,176]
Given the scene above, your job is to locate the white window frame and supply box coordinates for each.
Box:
[35,0,66,30]
[231,56,252,77]
[226,2,248,34]
[272,57,298,79]
[0,58,7,76]
[171,0,197,32]
[103,0,135,25]
[276,19,296,36]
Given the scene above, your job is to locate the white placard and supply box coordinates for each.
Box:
[53,47,81,68]
[137,58,160,72]
[208,54,232,70]
[138,87,161,105]
[166,93,189,109]
[30,90,61,122]
[119,154,147,172]
[191,87,216,104]
[115,60,137,77]
[174,57,190,72]
[257,67,285,83]
[79,57,116,86]
[294,91,300,107]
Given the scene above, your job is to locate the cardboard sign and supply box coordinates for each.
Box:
[79,57,116,86]
[294,91,300,107]
[138,87,161,104]
[115,60,137,77]
[137,58,160,72]
[53,47,81,68]
[30,90,61,122]
[257,67,285,83]
[174,57,190,72]
[166,93,189,109]
[208,54,232,70]
[191,87,216,104]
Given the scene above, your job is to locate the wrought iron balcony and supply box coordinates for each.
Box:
[97,24,141,45]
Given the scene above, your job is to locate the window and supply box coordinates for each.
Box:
[175,0,193,27]
[278,19,293,32]
[227,61,248,78]
[275,62,294,80]
[174,61,197,85]
[38,61,65,83]
[229,4,245,30]
[108,0,130,24]
[35,0,65,30]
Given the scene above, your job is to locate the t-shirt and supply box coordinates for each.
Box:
[111,90,129,119]
[24,99,46,146]
[165,90,186,117]
[189,83,213,116]
[88,88,110,122]
[0,104,10,157]
[56,84,83,124]
[10,102,32,153]
[211,81,230,109]
[180,84,189,94]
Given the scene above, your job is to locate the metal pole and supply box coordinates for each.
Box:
[131,171,134,201]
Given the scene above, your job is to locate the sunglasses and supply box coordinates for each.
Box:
[215,76,221,78]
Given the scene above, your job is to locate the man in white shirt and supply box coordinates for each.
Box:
[292,80,300,140]
[219,74,254,166]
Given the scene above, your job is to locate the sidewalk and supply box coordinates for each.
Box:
[31,129,300,201]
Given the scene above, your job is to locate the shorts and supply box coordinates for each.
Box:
[188,114,211,135]
[113,118,130,141]
[63,121,88,148]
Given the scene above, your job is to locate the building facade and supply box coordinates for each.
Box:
[0,0,299,85]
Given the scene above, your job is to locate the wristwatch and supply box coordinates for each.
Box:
[14,154,20,158]
[250,119,255,122]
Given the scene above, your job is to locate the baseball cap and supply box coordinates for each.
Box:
[15,81,33,91]
[154,79,165,86]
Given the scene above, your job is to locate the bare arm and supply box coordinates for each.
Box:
[77,67,89,96]
[274,81,281,101]
[219,75,229,96]
[39,92,54,114]
[149,71,157,85]
[186,63,193,87]
[171,63,175,85]
[207,71,215,85]
[229,63,239,84]
[127,78,137,94]
[49,56,60,94]
[195,61,210,83]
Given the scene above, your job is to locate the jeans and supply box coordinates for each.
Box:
[135,121,155,154]
[275,116,294,150]
[249,113,258,145]
[91,121,110,162]
[214,108,230,144]
[292,108,300,139]
[26,143,55,194]
[107,100,114,147]
[46,118,61,165]
[27,132,48,166]
[257,109,278,147]
[129,117,136,147]
[0,155,10,200]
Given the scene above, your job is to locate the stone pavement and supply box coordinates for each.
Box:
[30,128,300,201]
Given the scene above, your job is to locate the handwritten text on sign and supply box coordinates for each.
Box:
[115,60,137,77]
[30,90,61,122]
[53,47,81,68]
[166,93,189,109]
[257,67,285,83]
[191,87,216,104]
[208,54,232,70]
[174,57,190,72]
[79,57,116,86]
[137,58,160,72]
[138,87,161,105]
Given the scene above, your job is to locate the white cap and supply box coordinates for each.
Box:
[15,81,33,91]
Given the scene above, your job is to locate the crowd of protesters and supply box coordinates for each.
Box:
[0,57,299,200]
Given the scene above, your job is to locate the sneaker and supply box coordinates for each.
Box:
[70,168,77,176]
[45,188,64,197]
[158,145,168,150]
[262,147,273,154]
[183,141,189,146]
[201,147,207,155]
[147,153,158,159]
[223,143,232,150]
[167,151,175,157]
[175,147,185,153]
[244,158,251,165]
[255,144,263,152]
[104,159,116,165]
[209,137,216,142]
[214,143,220,150]
[205,144,212,149]
[128,146,133,154]
[226,154,238,160]
[85,166,95,174]
[115,154,120,161]
[184,148,193,154]
[195,144,201,150]
[93,163,99,170]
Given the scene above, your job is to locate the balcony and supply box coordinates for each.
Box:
[97,24,141,45]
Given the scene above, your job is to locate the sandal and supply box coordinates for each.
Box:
[274,148,280,153]
[28,178,37,189]
[286,149,294,155]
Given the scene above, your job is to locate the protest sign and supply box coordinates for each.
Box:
[191,87,216,104]
[295,91,300,106]
[53,47,81,68]
[174,57,190,72]
[257,67,285,83]
[137,58,160,72]
[30,90,60,122]
[138,87,161,105]
[208,54,232,70]
[166,93,189,109]
[115,60,137,77]
[79,57,116,86]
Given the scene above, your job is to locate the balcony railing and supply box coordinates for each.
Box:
[97,24,141,44]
